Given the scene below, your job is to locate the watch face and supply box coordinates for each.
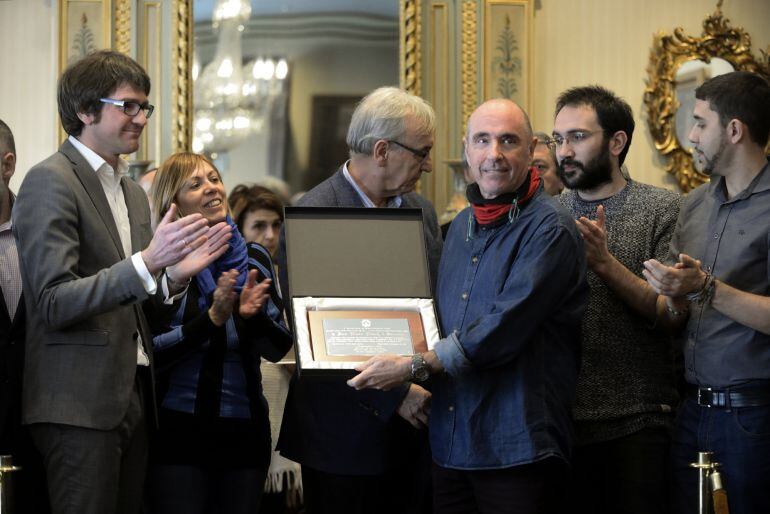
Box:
[412,355,429,382]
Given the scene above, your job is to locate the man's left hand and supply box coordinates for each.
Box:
[348,354,411,390]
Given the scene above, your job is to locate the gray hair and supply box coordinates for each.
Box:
[346,87,435,156]
[0,118,15,155]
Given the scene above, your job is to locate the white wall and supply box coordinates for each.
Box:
[0,0,58,193]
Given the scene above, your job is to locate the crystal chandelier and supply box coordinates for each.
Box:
[193,0,289,155]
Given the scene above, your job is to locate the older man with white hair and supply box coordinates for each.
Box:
[277,86,442,514]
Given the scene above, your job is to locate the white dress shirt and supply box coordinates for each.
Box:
[342,161,403,208]
[69,136,155,365]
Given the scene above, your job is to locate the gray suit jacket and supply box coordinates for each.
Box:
[277,168,443,476]
[12,140,165,430]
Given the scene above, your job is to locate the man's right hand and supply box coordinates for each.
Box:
[643,253,706,298]
[141,204,212,275]
[396,383,431,429]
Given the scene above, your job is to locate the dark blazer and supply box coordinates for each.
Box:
[12,140,170,430]
[277,168,443,475]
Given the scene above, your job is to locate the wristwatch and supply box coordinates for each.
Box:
[410,354,430,382]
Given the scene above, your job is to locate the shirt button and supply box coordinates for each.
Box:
[448,406,455,412]
[713,233,719,239]
[461,292,468,300]
[471,256,479,264]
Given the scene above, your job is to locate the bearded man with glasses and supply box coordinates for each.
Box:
[554,85,682,514]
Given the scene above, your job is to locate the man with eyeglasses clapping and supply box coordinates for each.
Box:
[554,85,682,514]
[12,50,231,514]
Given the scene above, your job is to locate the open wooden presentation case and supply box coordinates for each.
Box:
[284,207,441,378]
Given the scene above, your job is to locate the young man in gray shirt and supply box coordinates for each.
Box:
[644,71,770,514]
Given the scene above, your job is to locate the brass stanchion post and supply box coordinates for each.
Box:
[690,451,715,514]
[690,451,730,514]
[0,455,21,514]
[710,470,730,514]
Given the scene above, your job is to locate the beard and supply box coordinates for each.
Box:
[557,142,613,191]
[694,137,727,176]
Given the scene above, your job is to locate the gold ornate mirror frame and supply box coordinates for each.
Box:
[163,0,420,155]
[644,3,769,192]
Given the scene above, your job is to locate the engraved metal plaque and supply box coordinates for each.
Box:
[307,310,427,362]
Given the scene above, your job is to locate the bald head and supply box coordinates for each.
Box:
[464,99,537,199]
[466,99,533,141]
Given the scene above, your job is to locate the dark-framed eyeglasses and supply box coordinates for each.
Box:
[546,130,606,150]
[100,98,155,119]
[387,140,431,161]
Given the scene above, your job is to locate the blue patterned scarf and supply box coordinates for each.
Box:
[195,215,248,311]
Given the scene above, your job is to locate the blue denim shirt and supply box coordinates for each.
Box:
[430,191,588,470]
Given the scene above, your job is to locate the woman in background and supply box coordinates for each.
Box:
[230,184,284,259]
[147,154,292,514]
[231,184,303,514]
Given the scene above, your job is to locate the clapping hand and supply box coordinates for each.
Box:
[643,253,705,298]
[575,204,612,271]
[208,269,239,326]
[239,269,271,319]
[141,204,210,274]
[166,221,233,282]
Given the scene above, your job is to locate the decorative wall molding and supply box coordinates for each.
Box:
[428,2,449,205]
[482,0,532,112]
[171,0,192,152]
[138,1,162,162]
[461,0,477,127]
[114,0,131,54]
[400,0,422,95]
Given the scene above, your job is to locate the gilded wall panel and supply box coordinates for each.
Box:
[482,0,533,112]
[137,2,162,163]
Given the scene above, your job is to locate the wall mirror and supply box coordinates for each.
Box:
[189,0,402,194]
[644,3,769,192]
